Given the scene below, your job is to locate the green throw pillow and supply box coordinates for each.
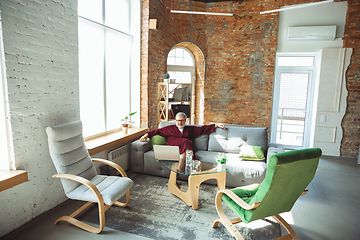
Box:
[150,135,167,150]
[239,145,265,161]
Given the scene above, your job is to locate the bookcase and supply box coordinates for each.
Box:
[157,82,194,124]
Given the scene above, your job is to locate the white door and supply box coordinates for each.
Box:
[271,54,317,149]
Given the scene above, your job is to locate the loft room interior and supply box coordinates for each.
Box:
[0,0,359,239]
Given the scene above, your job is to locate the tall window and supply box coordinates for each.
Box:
[0,17,14,170]
[78,0,138,138]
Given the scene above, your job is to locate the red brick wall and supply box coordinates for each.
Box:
[342,0,360,158]
[203,1,277,127]
[141,0,150,128]
[142,0,208,130]
[141,0,359,158]
[143,0,278,129]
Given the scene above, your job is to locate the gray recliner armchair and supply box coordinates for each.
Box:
[46,121,133,234]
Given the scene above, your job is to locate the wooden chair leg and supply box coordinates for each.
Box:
[54,201,106,234]
[272,214,299,240]
[69,201,94,218]
[113,190,130,207]
[212,217,245,240]
[212,191,245,240]
[52,173,131,234]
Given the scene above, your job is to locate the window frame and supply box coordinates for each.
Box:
[271,52,321,149]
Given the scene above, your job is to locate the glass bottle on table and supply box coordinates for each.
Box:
[185,149,193,172]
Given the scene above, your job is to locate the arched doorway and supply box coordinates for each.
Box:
[167,42,206,125]
[167,47,195,123]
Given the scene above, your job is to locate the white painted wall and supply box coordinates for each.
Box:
[314,48,352,156]
[0,0,79,236]
[277,1,347,53]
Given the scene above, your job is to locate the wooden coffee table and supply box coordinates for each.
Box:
[156,160,231,210]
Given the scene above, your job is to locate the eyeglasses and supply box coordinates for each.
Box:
[176,119,186,123]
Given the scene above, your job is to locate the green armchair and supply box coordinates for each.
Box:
[212,148,322,240]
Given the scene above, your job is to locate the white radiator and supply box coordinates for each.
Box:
[108,144,130,171]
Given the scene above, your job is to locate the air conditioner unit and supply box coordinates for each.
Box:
[287,25,336,41]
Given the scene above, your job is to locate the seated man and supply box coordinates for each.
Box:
[140,112,225,171]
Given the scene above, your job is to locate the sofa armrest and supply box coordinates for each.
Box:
[131,139,151,152]
[266,143,285,162]
[130,139,152,173]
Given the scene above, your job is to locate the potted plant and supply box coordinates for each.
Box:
[164,72,170,83]
[215,153,227,171]
[121,111,137,133]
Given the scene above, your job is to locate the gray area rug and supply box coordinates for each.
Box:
[81,173,281,240]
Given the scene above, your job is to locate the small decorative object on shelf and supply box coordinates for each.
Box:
[121,111,137,133]
[164,72,170,83]
[215,153,227,171]
[170,78,176,83]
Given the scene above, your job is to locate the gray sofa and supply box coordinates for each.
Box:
[131,121,284,187]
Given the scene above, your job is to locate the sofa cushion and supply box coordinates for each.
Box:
[150,135,167,150]
[244,128,268,150]
[208,128,228,152]
[239,145,265,161]
[193,134,209,151]
[208,127,268,154]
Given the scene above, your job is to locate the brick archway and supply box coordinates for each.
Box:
[167,42,206,125]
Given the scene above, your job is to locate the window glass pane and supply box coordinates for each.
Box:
[168,50,175,57]
[79,18,105,137]
[183,50,192,58]
[277,56,314,67]
[182,56,193,66]
[278,73,309,115]
[175,48,183,58]
[0,83,10,170]
[78,0,102,23]
[105,0,129,33]
[0,117,9,170]
[276,73,309,147]
[105,30,131,131]
[167,48,193,66]
[167,56,175,65]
